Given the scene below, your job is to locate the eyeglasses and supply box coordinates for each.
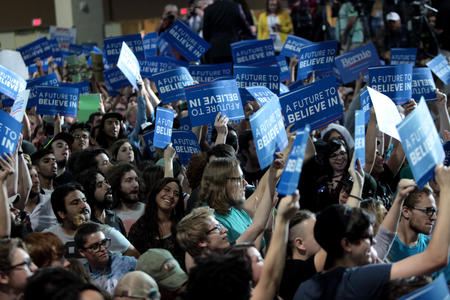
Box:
[408,206,437,217]
[73,134,89,140]
[227,176,245,185]
[207,223,224,234]
[9,257,33,271]
[83,238,111,252]
[329,151,347,159]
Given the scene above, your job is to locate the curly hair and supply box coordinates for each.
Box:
[106,162,142,209]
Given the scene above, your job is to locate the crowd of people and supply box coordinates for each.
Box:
[0,0,450,299]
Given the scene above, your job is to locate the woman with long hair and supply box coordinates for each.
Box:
[128,177,185,268]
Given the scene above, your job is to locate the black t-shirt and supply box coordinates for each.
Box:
[375,164,397,210]
[279,256,317,300]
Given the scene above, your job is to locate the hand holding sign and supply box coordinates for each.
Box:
[0,153,15,182]
[214,112,229,144]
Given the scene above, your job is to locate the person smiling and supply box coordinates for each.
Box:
[128,178,185,269]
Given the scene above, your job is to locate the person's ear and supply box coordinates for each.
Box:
[57,210,66,222]
[341,237,352,253]
[401,206,411,220]
[198,240,208,248]
[78,248,87,258]
[295,237,306,251]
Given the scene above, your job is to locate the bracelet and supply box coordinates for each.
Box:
[348,194,363,201]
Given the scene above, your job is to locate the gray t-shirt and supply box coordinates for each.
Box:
[294,263,392,300]
[45,223,131,259]
[114,202,145,234]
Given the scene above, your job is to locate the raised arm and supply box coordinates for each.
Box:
[364,108,378,174]
[390,165,450,279]
[346,154,365,207]
[251,190,300,300]
[163,143,176,178]
[213,112,229,146]
[0,154,16,238]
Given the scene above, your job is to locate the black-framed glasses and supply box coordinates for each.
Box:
[73,134,89,140]
[83,238,111,252]
[207,223,224,234]
[226,176,245,185]
[408,206,437,217]
[8,257,33,271]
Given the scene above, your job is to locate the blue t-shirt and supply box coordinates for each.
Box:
[388,234,450,282]
[294,264,392,300]
[84,252,137,294]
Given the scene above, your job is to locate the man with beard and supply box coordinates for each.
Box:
[107,162,144,234]
[30,149,58,231]
[76,169,127,236]
[46,182,140,259]
[69,123,91,152]
[388,184,450,282]
[45,132,75,187]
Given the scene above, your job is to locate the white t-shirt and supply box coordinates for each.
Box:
[45,223,131,259]
[30,188,57,232]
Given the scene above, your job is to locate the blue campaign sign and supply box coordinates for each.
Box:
[59,80,90,95]
[231,39,276,66]
[188,63,233,83]
[103,67,130,96]
[153,67,194,104]
[179,116,192,131]
[162,19,211,62]
[279,35,313,58]
[234,65,280,103]
[444,141,450,167]
[369,64,413,105]
[398,274,448,300]
[280,83,289,94]
[35,87,79,118]
[250,98,288,169]
[144,130,200,165]
[426,54,450,85]
[297,40,338,80]
[140,56,188,79]
[390,48,417,65]
[153,107,175,149]
[185,79,244,127]
[360,88,371,125]
[103,34,144,65]
[354,110,366,168]
[0,110,22,155]
[27,73,60,108]
[412,68,437,102]
[17,37,52,66]
[143,32,158,59]
[280,76,343,130]
[171,130,201,165]
[0,64,27,100]
[245,86,278,106]
[288,79,304,91]
[10,89,30,123]
[335,43,380,84]
[68,44,84,55]
[1,94,14,108]
[276,56,290,82]
[396,98,444,189]
[48,39,62,58]
[117,42,141,90]
[277,125,310,196]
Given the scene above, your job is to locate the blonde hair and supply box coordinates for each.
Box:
[177,207,215,257]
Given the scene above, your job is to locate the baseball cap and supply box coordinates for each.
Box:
[136,249,188,291]
[386,12,400,22]
[114,271,160,300]
[44,132,74,149]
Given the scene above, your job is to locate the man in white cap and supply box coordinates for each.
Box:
[385,11,411,51]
